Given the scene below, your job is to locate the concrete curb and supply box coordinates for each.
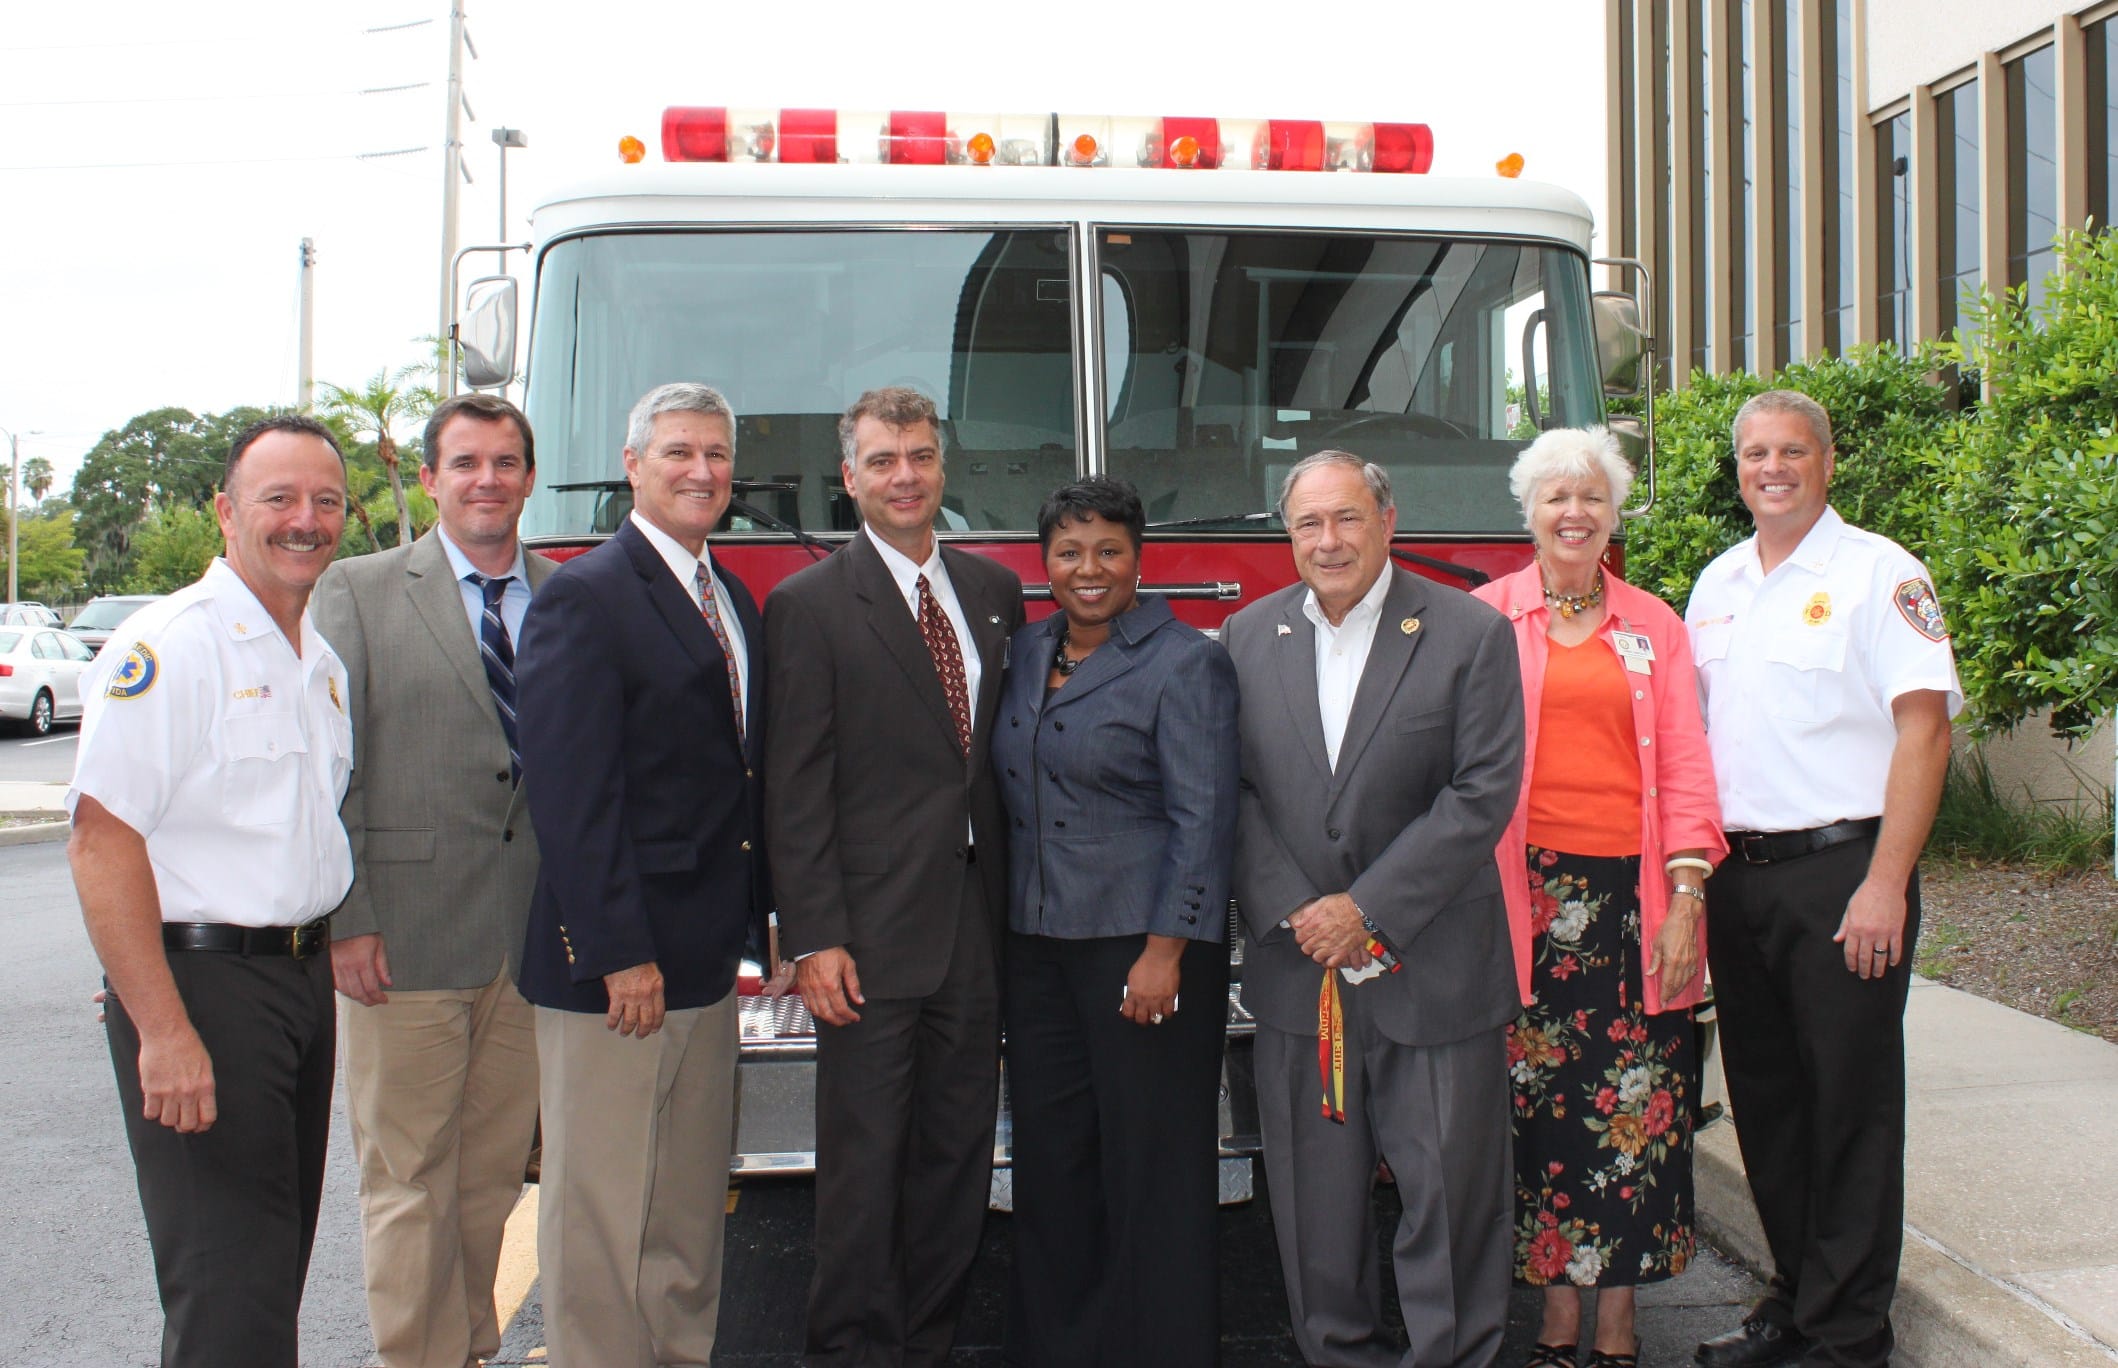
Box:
[1694,1113,2117,1368]
[0,819,68,847]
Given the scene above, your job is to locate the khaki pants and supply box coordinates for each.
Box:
[342,967,540,1368]
[534,995,738,1368]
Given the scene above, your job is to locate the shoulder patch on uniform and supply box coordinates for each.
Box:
[107,643,159,700]
[1893,578,1948,641]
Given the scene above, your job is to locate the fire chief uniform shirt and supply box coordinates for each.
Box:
[1687,505,1961,830]
[70,556,354,924]
[67,555,352,1368]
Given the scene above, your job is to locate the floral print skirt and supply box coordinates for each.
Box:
[1507,845,1696,1288]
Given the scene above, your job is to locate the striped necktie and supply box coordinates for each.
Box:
[466,573,520,782]
[695,565,745,743]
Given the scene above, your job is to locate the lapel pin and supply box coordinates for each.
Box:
[1276,623,1292,637]
[988,614,1002,625]
[1401,618,1420,635]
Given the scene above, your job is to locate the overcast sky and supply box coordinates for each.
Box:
[0,0,1607,497]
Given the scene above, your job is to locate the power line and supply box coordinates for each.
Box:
[0,84,431,109]
[0,18,434,52]
[0,148,429,173]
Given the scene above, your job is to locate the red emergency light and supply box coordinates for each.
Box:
[655,108,1434,173]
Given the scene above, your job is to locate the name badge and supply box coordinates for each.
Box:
[1611,630,1655,676]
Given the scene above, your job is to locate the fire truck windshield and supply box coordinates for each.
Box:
[519,225,1600,542]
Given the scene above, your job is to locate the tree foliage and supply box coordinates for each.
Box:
[5,513,87,599]
[126,504,225,594]
[20,456,54,505]
[1928,230,2118,736]
[321,367,436,549]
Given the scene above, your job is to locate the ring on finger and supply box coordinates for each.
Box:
[1150,1012,1165,1024]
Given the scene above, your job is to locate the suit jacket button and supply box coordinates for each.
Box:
[496,771,509,783]
[503,829,514,842]
[1328,827,1341,840]
[741,839,753,852]
[1053,720,1064,731]
[746,768,755,780]
[1007,768,1017,778]
[1054,820,1067,829]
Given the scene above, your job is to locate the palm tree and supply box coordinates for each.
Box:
[321,367,433,547]
[21,456,53,507]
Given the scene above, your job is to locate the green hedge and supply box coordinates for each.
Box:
[1621,230,2118,738]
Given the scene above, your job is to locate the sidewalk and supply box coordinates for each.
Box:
[1696,976,2118,1367]
[0,780,68,846]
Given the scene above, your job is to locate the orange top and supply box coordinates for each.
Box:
[1524,637,1643,856]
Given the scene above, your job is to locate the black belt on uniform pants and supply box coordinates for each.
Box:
[162,917,331,959]
[1723,817,1882,866]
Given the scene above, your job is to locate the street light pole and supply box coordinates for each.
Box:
[493,126,528,241]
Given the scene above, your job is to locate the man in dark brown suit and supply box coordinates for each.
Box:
[765,387,1023,1367]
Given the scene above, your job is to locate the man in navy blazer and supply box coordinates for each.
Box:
[515,382,768,1368]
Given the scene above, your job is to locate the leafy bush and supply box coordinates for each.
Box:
[1930,751,2115,872]
[1930,230,2118,736]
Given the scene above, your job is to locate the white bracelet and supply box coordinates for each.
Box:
[1665,857,1714,878]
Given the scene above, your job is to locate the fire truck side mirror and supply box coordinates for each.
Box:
[459,275,520,390]
[1591,290,1651,399]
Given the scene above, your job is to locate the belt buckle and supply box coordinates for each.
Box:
[1737,834,1772,865]
[291,923,325,960]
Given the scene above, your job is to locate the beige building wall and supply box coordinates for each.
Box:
[1866,0,2074,101]
[1967,716,2116,813]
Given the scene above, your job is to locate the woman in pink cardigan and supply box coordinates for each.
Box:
[1471,427,1726,1368]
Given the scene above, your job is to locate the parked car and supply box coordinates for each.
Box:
[0,627,95,735]
[0,602,63,629]
[68,594,166,653]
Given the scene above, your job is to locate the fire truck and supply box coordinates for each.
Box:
[451,106,1655,1200]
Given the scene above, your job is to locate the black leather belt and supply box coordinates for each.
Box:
[163,918,330,959]
[1725,818,1881,865]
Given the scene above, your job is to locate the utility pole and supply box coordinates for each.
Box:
[297,238,317,412]
[1,427,36,604]
[438,0,470,394]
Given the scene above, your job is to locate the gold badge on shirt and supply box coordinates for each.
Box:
[1801,592,1832,627]
[328,677,343,713]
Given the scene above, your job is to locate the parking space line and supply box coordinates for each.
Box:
[21,734,78,747]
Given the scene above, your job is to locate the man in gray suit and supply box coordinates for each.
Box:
[314,392,550,1368]
[1223,449,1524,1368]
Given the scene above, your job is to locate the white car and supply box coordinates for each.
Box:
[0,627,95,735]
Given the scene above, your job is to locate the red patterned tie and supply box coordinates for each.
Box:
[917,574,971,758]
[696,565,745,744]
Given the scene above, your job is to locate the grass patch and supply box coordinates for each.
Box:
[1929,752,2115,873]
[1914,919,1970,979]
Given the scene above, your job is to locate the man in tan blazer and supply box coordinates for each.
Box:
[314,392,552,1368]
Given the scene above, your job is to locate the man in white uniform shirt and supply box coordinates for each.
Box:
[70,414,354,1368]
[311,392,551,1368]
[1687,390,1958,1368]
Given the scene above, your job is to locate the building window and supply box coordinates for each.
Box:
[2088,16,2118,235]
[1823,0,1857,352]
[1654,0,1676,384]
[1691,0,1714,374]
[1935,80,1982,338]
[2007,46,2058,313]
[1773,0,1803,361]
[1734,0,1756,372]
[1877,112,1912,345]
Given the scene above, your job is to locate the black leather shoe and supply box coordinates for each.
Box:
[1695,1316,1811,1368]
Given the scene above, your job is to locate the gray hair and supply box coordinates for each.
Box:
[1507,426,1635,529]
[625,382,736,456]
[1732,388,1833,455]
[1276,449,1394,522]
[839,386,946,467]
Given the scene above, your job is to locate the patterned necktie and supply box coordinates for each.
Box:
[466,573,520,782]
[695,565,745,743]
[917,573,971,758]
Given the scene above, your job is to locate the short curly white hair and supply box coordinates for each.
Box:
[1506,426,1635,530]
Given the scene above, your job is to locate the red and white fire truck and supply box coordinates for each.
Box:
[452,106,1655,1198]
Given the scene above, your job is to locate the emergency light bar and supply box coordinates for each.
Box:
[657,107,1434,173]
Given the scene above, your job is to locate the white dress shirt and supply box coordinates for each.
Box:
[433,525,532,644]
[68,559,354,926]
[1303,568,1393,771]
[629,511,750,734]
[862,524,983,727]
[1687,506,1962,832]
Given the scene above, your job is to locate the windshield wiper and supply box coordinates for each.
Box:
[1390,548,1489,587]
[1145,511,1281,531]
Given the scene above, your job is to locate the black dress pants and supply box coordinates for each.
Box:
[1002,931,1230,1368]
[104,946,337,1368]
[1706,836,1919,1368]
[806,875,1002,1368]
